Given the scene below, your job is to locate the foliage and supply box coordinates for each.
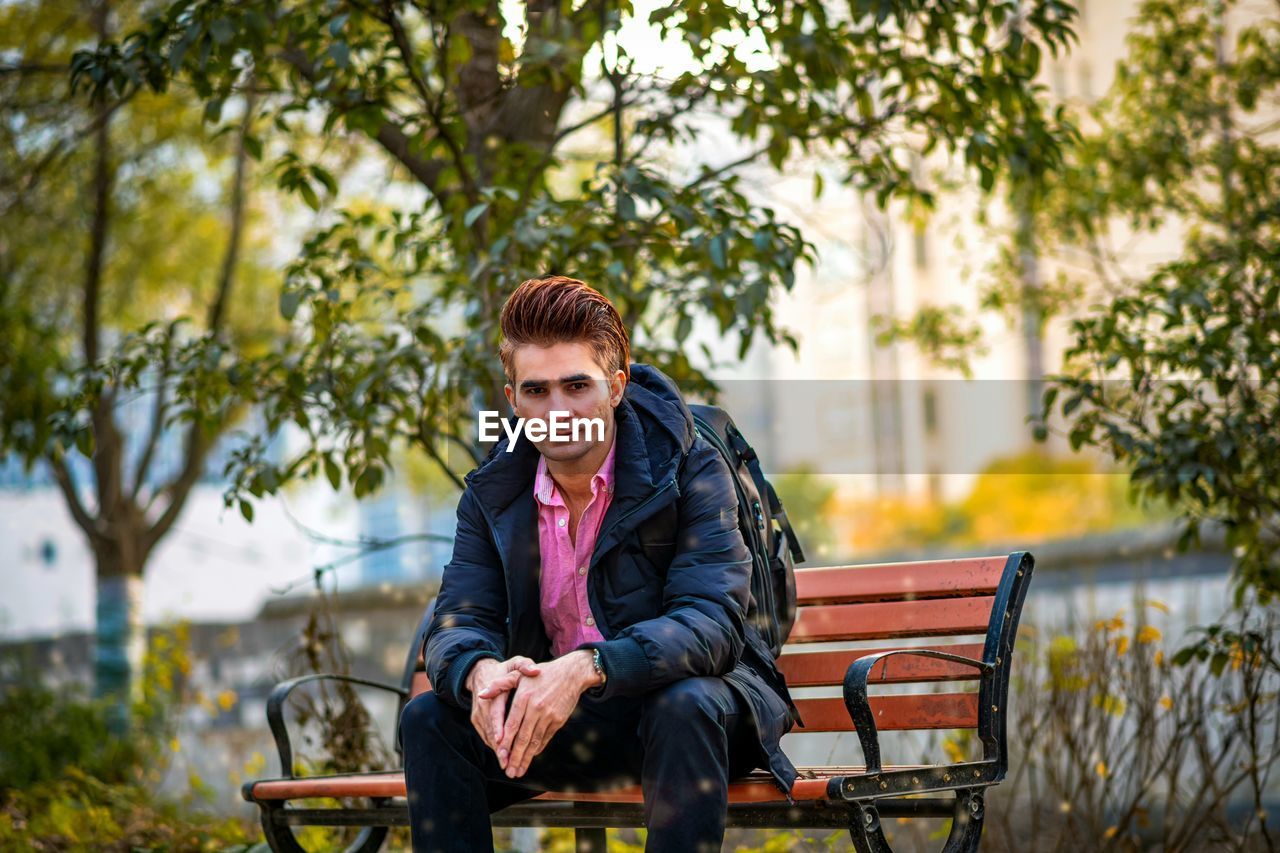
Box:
[0,0,291,720]
[770,463,838,561]
[0,770,256,853]
[0,624,258,851]
[870,0,1280,602]
[61,0,1079,516]
[838,449,1172,555]
[982,600,1280,851]
[1036,0,1280,604]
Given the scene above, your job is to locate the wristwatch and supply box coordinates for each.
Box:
[590,648,607,688]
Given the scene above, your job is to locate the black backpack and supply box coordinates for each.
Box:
[685,405,807,660]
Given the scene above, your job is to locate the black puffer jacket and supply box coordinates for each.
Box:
[422,362,800,801]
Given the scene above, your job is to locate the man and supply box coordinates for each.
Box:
[400,275,799,852]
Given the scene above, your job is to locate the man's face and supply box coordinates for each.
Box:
[503,342,625,464]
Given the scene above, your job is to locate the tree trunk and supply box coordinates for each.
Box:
[93,546,146,735]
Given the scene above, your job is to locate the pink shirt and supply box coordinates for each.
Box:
[534,435,617,658]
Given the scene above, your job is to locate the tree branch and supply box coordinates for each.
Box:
[129,343,171,503]
[143,426,209,554]
[49,454,100,541]
[207,87,257,334]
[277,45,451,200]
[381,1,477,199]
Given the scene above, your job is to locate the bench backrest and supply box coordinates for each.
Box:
[401,551,1034,773]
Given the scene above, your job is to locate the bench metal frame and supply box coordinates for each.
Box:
[244,551,1035,852]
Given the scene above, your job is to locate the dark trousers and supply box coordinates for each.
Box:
[399,676,761,852]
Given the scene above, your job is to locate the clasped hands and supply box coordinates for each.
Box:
[463,650,600,779]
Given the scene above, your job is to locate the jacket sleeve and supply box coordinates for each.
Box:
[423,487,507,712]
[574,439,751,699]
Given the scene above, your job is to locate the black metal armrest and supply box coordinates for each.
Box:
[266,673,409,778]
[842,650,993,775]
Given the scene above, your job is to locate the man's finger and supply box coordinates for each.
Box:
[501,693,531,771]
[506,703,543,777]
[489,689,509,750]
[471,697,496,750]
[514,712,550,773]
[476,670,520,700]
[511,715,551,778]
[506,657,541,676]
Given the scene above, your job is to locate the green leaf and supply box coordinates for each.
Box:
[709,234,727,269]
[464,202,489,228]
[324,455,341,490]
[280,288,303,320]
[298,182,320,211]
[1209,651,1229,677]
[209,18,234,45]
[239,500,255,523]
[203,98,224,124]
[329,41,350,70]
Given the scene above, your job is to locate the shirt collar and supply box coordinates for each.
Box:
[533,432,618,507]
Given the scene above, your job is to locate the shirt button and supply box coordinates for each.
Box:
[585,617,595,626]
[578,566,587,575]
[558,518,566,527]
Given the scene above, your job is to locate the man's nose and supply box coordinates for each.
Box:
[546,392,571,414]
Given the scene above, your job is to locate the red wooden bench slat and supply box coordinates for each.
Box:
[788,596,994,643]
[247,764,935,804]
[777,643,986,686]
[792,693,979,732]
[794,557,1006,605]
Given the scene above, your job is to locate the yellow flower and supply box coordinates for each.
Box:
[1137,625,1162,644]
[1160,695,1173,710]
[217,689,238,711]
[1115,636,1130,655]
[1095,761,1109,779]
[1104,826,1119,839]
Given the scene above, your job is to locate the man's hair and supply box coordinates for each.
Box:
[498,275,631,384]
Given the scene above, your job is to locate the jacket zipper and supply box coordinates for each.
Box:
[587,474,681,637]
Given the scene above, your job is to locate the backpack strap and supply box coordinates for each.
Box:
[726,424,807,565]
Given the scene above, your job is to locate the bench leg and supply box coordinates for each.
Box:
[848,802,892,853]
[255,801,389,853]
[849,789,986,853]
[940,789,985,853]
[574,827,608,852]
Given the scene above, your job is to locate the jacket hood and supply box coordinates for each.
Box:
[462,362,696,513]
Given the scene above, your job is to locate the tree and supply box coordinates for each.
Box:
[1035,0,1280,604]
[49,0,1077,717]
[872,0,1280,603]
[0,0,284,729]
[72,0,1079,486]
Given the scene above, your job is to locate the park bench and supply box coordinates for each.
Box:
[243,550,1035,852]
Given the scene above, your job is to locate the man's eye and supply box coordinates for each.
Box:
[570,382,588,391]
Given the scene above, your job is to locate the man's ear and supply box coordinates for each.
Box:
[609,369,626,406]
[503,383,515,410]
